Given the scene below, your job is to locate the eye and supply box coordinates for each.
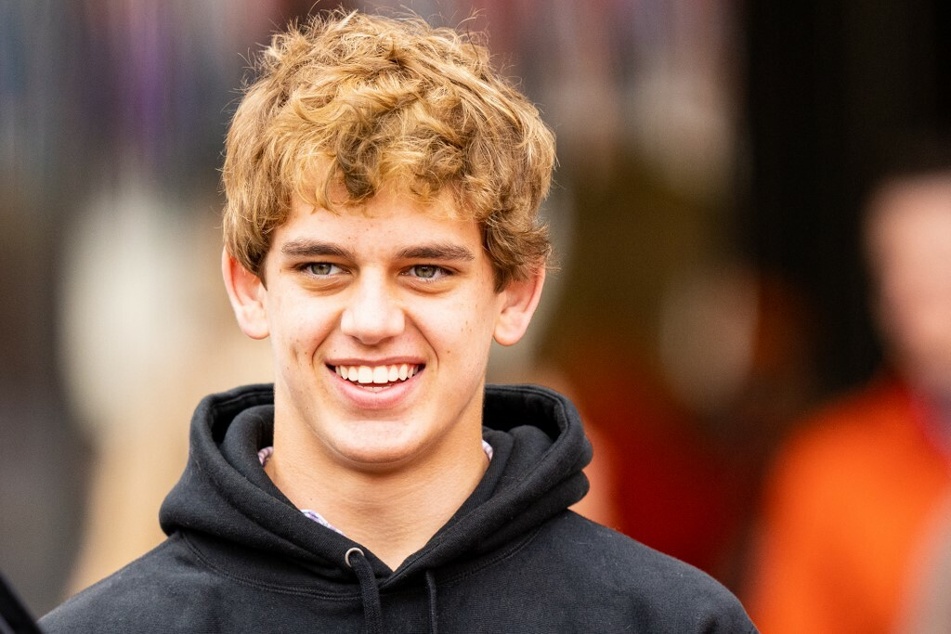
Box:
[302,262,345,276]
[406,264,450,280]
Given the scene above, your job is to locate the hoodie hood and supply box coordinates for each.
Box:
[159,383,592,587]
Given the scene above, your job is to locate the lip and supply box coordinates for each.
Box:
[327,362,424,410]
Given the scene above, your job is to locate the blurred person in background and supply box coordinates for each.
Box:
[40,9,755,633]
[745,139,951,633]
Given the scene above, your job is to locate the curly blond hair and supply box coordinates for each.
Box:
[221,9,555,290]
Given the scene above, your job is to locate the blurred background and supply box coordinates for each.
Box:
[2,0,950,622]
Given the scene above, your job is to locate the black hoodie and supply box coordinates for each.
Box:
[41,383,756,633]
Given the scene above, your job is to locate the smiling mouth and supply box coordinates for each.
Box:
[333,363,421,387]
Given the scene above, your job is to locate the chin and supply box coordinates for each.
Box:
[334,433,426,470]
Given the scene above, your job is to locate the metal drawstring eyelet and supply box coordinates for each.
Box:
[344,547,365,568]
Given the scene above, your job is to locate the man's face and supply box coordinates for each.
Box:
[869,177,951,396]
[225,188,542,473]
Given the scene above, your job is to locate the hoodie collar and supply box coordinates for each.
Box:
[159,383,592,586]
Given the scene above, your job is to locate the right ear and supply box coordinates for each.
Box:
[221,248,270,340]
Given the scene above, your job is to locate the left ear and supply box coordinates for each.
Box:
[494,266,546,346]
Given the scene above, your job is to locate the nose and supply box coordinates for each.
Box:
[340,273,405,344]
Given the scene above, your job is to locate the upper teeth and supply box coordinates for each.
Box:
[335,364,418,384]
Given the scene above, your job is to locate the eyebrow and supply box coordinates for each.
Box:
[281,240,351,259]
[280,240,475,262]
[396,244,476,261]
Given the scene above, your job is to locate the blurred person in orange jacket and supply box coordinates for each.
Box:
[746,140,951,633]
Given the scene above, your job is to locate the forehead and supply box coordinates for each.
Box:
[273,189,483,254]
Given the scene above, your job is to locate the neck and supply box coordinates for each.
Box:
[265,430,489,570]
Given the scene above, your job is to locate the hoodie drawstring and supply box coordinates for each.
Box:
[344,547,440,634]
[345,548,383,634]
[425,570,439,634]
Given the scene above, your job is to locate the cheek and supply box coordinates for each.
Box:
[422,296,498,356]
[270,297,338,352]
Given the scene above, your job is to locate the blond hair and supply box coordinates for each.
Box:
[221,9,555,289]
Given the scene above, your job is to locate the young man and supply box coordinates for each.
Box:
[42,10,755,633]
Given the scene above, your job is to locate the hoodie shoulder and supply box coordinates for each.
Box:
[521,512,757,633]
[40,536,200,633]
